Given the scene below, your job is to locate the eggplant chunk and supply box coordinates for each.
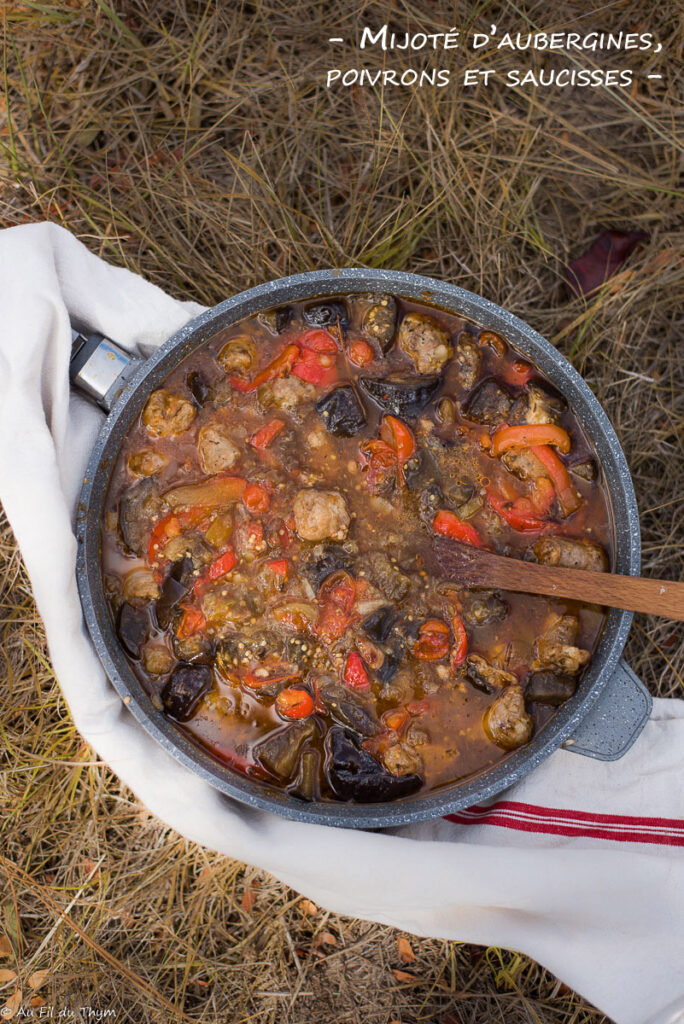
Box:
[359,293,397,352]
[396,313,453,374]
[325,728,422,802]
[172,633,215,665]
[161,664,213,721]
[367,551,411,601]
[304,544,354,590]
[569,458,597,481]
[460,591,508,628]
[466,654,517,694]
[302,300,349,330]
[293,489,350,542]
[155,573,189,630]
[116,602,150,658]
[320,683,377,737]
[258,307,293,334]
[143,388,196,438]
[119,477,165,556]
[532,537,608,573]
[316,385,367,437]
[359,373,441,417]
[255,720,317,779]
[462,380,513,425]
[453,334,482,389]
[483,685,533,750]
[361,605,398,643]
[526,671,577,707]
[289,748,320,801]
[186,371,213,407]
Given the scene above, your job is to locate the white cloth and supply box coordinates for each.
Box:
[1,222,683,1024]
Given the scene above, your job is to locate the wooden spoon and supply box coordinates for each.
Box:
[433,538,684,621]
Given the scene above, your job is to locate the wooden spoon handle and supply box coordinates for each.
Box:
[473,555,684,621]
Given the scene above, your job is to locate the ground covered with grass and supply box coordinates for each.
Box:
[0,1,682,1020]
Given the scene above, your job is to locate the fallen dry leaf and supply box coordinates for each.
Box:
[313,931,337,949]
[241,879,260,912]
[299,899,319,917]
[397,937,415,964]
[391,969,418,984]
[28,969,50,991]
[30,997,46,1009]
[0,936,11,959]
[565,230,648,296]
[2,988,22,1019]
[0,969,17,983]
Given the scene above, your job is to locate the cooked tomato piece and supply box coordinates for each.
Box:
[275,688,315,719]
[243,483,271,513]
[432,510,483,548]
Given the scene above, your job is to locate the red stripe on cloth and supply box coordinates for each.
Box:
[444,801,684,847]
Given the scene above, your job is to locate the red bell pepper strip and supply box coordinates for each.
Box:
[192,546,238,597]
[292,348,338,387]
[313,571,357,643]
[207,547,238,580]
[275,688,315,719]
[380,415,416,485]
[348,339,374,366]
[295,329,339,353]
[532,445,582,516]
[486,488,550,532]
[502,359,535,386]
[243,482,271,513]
[177,604,207,639]
[432,509,483,548]
[242,663,301,690]
[251,344,300,390]
[384,707,409,732]
[491,424,572,457]
[343,652,371,691]
[450,612,468,667]
[249,419,286,449]
[267,558,288,580]
[147,506,208,564]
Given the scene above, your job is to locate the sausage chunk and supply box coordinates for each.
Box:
[502,448,547,482]
[383,742,423,777]
[396,313,453,375]
[532,537,608,573]
[510,384,563,426]
[534,613,590,676]
[453,334,482,389]
[127,449,168,477]
[463,380,513,425]
[293,489,350,542]
[484,685,533,750]
[198,423,241,474]
[217,335,256,375]
[142,389,196,437]
[258,375,317,413]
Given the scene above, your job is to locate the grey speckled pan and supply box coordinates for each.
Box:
[71,269,652,829]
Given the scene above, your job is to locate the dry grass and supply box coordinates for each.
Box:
[0,0,682,1020]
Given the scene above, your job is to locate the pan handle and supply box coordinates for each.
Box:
[562,659,652,761]
[70,328,144,413]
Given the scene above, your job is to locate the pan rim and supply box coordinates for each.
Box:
[76,268,639,829]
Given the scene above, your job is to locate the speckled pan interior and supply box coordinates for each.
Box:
[75,269,640,829]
